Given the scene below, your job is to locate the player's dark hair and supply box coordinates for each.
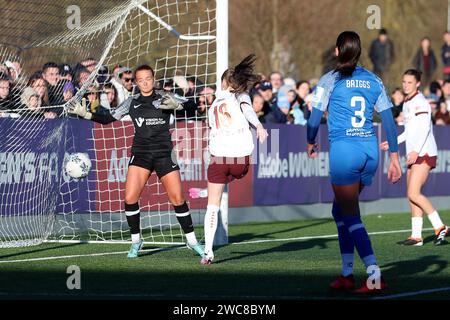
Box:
[403,69,421,82]
[134,65,154,78]
[334,31,361,78]
[221,54,261,94]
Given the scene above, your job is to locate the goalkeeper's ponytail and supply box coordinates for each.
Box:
[221,54,261,94]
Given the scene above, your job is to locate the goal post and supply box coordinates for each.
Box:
[0,0,230,247]
[214,0,229,246]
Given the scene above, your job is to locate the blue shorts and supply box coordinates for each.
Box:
[329,139,379,186]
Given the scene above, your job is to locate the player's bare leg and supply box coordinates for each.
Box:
[332,182,362,217]
[207,182,225,207]
[160,170,204,257]
[399,169,425,246]
[125,165,151,258]
[407,164,435,214]
[201,182,225,265]
[160,170,185,206]
[125,165,151,204]
[408,163,449,245]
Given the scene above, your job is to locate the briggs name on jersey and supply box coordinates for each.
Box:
[346,79,371,89]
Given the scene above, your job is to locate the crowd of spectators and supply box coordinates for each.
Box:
[0,57,224,122]
[2,28,450,126]
[0,58,121,119]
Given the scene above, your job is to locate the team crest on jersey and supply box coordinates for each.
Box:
[153,99,161,108]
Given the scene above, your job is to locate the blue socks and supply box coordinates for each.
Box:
[332,201,378,275]
[331,201,355,277]
[341,215,377,268]
[332,201,354,276]
[332,201,355,255]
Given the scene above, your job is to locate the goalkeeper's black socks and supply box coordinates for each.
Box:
[174,201,198,245]
[125,202,140,243]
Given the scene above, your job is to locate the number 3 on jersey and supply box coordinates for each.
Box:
[351,96,366,128]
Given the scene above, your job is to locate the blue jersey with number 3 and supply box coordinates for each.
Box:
[312,66,392,142]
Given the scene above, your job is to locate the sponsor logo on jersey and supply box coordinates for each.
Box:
[135,117,145,127]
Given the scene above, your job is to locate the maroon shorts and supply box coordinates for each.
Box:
[207,156,250,184]
[408,154,437,170]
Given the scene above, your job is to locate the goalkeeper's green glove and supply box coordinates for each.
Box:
[68,98,92,120]
[159,92,186,111]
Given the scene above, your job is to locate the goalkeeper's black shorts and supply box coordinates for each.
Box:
[128,152,180,179]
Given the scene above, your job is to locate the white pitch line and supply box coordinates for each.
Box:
[0,227,435,264]
[373,286,450,300]
[233,228,434,245]
[0,226,448,300]
[0,247,180,264]
[43,239,185,245]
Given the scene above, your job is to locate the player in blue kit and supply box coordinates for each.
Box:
[307,31,402,294]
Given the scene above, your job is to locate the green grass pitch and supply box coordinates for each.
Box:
[0,210,449,300]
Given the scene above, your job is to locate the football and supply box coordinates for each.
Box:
[65,153,92,179]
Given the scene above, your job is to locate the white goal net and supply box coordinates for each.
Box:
[0,0,220,247]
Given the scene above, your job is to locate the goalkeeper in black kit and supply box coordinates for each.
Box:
[68,65,205,259]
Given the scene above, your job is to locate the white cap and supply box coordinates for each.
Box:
[173,75,189,93]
